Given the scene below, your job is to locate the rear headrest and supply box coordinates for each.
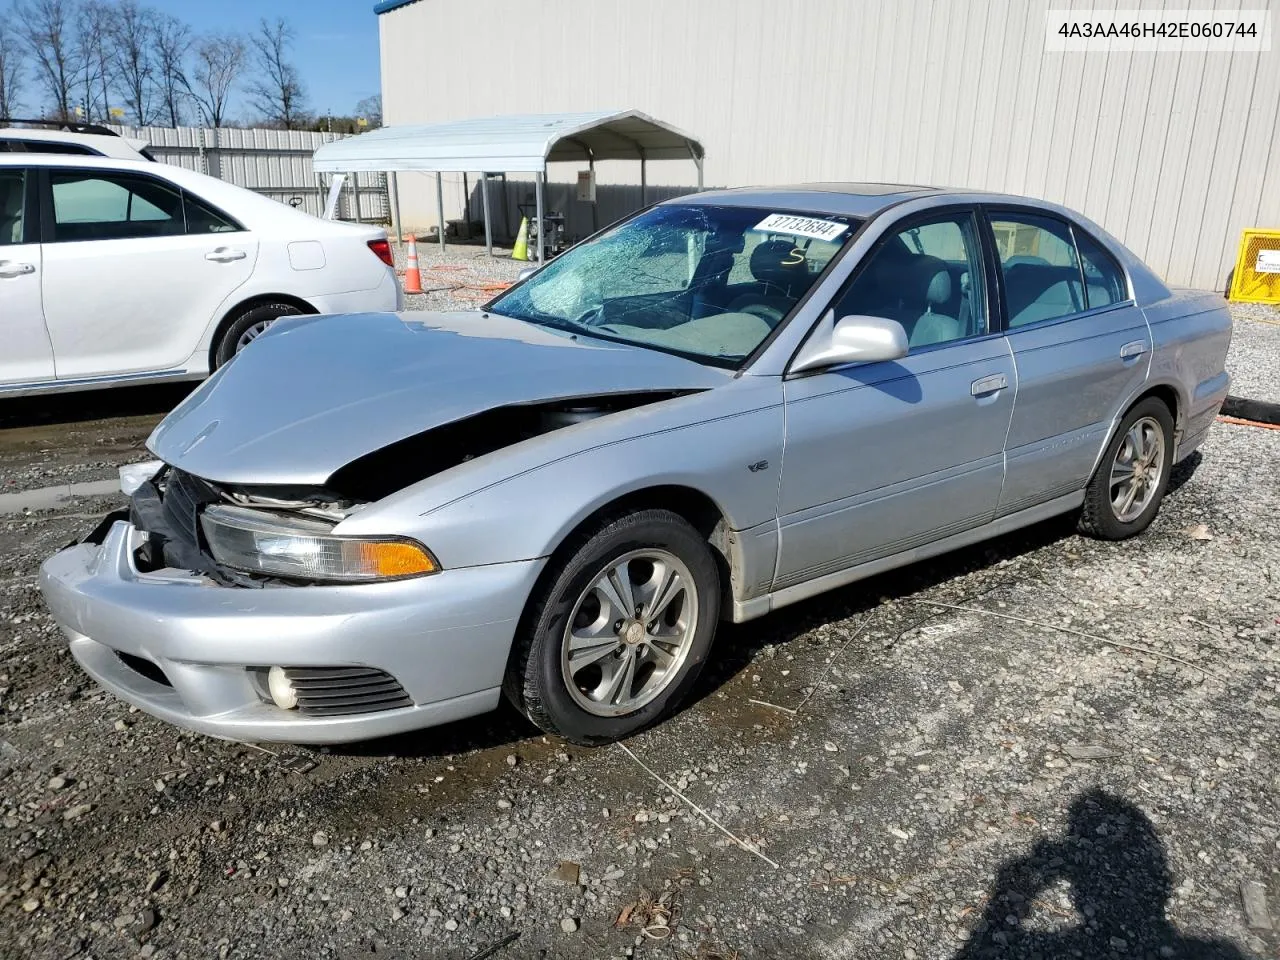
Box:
[750,239,808,290]
[926,270,952,307]
[0,182,21,217]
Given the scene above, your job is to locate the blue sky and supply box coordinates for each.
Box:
[149,0,382,120]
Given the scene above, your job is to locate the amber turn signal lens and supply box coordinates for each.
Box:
[356,540,437,578]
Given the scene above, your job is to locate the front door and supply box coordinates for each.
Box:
[775,208,1015,591]
[37,167,257,380]
[0,167,55,385]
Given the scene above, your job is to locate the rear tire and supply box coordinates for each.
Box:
[1078,397,1175,540]
[213,302,303,368]
[503,509,721,745]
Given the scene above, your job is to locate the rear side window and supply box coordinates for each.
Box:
[0,169,25,245]
[50,171,185,242]
[183,191,241,234]
[990,213,1084,328]
[0,139,97,156]
[1075,230,1127,308]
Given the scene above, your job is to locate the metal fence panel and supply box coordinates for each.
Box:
[108,124,389,222]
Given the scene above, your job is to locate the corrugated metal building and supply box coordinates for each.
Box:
[109,125,389,221]
[377,0,1279,290]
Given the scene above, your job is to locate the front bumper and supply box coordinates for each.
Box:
[39,520,543,743]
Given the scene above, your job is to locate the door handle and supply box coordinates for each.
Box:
[0,260,35,278]
[1120,340,1148,360]
[205,248,247,262]
[970,373,1008,396]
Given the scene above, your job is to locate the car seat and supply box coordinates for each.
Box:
[0,177,23,244]
[724,239,810,326]
[910,267,962,346]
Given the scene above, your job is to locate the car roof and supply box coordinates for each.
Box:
[675,182,1079,219]
[676,182,944,218]
[0,127,151,160]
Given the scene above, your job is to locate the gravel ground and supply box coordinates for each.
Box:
[0,297,1276,960]
[1224,303,1280,406]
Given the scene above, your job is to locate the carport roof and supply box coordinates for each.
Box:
[311,109,705,174]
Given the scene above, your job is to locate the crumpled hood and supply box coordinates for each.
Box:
[149,311,727,486]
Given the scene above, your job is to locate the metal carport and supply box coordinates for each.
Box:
[311,109,705,263]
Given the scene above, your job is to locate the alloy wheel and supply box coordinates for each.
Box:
[1109,415,1165,523]
[560,549,698,717]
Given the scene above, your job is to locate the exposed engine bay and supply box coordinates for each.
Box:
[125,392,692,586]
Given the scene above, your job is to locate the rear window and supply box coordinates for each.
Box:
[0,138,99,156]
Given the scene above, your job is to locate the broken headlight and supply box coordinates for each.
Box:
[200,505,438,582]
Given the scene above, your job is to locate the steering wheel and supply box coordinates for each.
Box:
[573,305,604,327]
[736,303,786,328]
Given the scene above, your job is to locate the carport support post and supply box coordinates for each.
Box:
[695,155,704,191]
[480,173,493,257]
[436,172,446,251]
[351,172,362,222]
[389,171,403,245]
[535,171,545,264]
[640,156,647,206]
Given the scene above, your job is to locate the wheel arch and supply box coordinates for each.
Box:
[526,484,738,625]
[207,293,319,369]
[1089,382,1184,481]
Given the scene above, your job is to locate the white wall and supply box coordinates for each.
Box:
[379,0,1280,288]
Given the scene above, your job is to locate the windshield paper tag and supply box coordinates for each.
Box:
[753,214,849,242]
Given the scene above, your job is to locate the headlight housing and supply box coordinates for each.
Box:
[200,505,438,582]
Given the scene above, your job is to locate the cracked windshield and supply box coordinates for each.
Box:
[489,204,859,365]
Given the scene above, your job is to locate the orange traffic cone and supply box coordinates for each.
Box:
[403,235,424,294]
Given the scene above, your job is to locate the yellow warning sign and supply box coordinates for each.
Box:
[1229,229,1280,305]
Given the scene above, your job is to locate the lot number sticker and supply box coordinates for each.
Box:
[753,214,849,242]
[1255,249,1280,274]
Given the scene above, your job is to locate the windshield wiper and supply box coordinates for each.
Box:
[488,307,585,336]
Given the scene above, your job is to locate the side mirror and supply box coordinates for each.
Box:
[789,312,908,374]
[516,267,537,282]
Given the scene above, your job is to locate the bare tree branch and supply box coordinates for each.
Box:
[0,22,24,117]
[107,0,154,125]
[246,16,307,130]
[355,93,381,129]
[151,12,189,127]
[74,0,114,122]
[16,0,77,120]
[181,31,243,128]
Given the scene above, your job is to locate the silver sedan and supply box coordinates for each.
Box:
[39,184,1232,745]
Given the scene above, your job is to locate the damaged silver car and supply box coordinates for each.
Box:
[39,184,1232,745]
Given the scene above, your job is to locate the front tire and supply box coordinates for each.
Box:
[213,302,303,368]
[1078,397,1175,540]
[503,509,721,745]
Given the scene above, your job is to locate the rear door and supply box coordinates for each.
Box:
[37,167,258,379]
[987,208,1150,516]
[0,167,55,385]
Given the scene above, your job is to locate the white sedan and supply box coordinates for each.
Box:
[0,155,401,395]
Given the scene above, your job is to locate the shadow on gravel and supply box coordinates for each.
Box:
[695,511,1079,704]
[327,699,540,760]
[695,449,1206,708]
[953,788,1254,959]
[0,382,195,430]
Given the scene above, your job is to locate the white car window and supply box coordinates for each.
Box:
[50,171,184,242]
[0,170,25,245]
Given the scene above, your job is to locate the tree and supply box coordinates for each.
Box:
[0,22,23,117]
[355,93,382,129]
[73,0,114,122]
[151,12,189,127]
[17,0,77,120]
[107,0,155,125]
[182,31,243,128]
[247,17,307,129]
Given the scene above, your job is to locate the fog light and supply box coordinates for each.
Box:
[267,666,298,710]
